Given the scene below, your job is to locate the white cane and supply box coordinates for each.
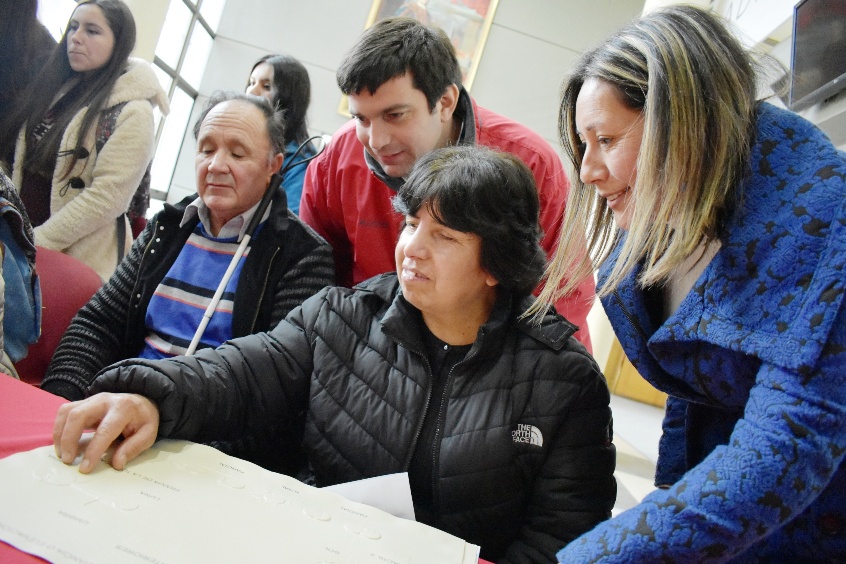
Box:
[184,173,281,356]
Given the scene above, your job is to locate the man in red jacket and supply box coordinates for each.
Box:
[300,17,595,348]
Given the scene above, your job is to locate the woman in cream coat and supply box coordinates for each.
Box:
[1,0,168,280]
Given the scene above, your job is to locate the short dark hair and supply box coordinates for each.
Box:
[249,54,312,146]
[337,17,462,111]
[394,146,545,296]
[193,91,286,155]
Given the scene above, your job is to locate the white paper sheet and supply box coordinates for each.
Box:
[324,472,416,521]
[0,441,480,564]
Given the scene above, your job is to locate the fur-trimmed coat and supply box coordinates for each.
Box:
[11,58,169,280]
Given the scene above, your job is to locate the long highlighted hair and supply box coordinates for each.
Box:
[531,5,757,317]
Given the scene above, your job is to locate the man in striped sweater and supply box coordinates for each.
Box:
[41,93,334,471]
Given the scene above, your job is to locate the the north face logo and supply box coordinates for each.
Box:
[512,424,543,447]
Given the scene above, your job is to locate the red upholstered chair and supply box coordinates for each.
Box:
[14,246,102,386]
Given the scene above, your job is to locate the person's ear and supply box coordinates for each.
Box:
[270,152,283,176]
[437,84,460,122]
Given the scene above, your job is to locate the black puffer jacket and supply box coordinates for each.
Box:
[91,274,616,563]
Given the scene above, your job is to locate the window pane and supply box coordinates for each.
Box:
[154,0,192,70]
[152,106,165,136]
[146,198,166,219]
[152,64,173,94]
[150,88,194,199]
[151,65,173,133]
[181,26,213,89]
[200,0,227,32]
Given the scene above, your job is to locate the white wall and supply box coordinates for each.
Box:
[642,0,709,13]
[123,0,169,62]
[165,0,645,203]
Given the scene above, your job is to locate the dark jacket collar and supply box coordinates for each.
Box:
[164,186,292,235]
[359,272,576,358]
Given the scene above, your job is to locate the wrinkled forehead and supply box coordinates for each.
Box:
[198,100,271,148]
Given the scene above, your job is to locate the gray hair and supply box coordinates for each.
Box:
[192,91,286,155]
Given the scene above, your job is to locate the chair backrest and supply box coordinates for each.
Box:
[14,247,102,385]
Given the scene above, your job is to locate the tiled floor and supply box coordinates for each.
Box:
[609,394,665,516]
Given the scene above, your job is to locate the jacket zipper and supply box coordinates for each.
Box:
[395,322,481,517]
[403,349,435,470]
[429,349,478,517]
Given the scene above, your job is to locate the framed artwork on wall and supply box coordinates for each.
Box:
[338,0,500,116]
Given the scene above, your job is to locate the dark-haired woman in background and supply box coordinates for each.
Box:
[246,54,315,215]
[0,0,168,281]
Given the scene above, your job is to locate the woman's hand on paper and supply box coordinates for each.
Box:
[53,392,160,474]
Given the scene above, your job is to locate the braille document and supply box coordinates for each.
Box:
[0,440,480,563]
